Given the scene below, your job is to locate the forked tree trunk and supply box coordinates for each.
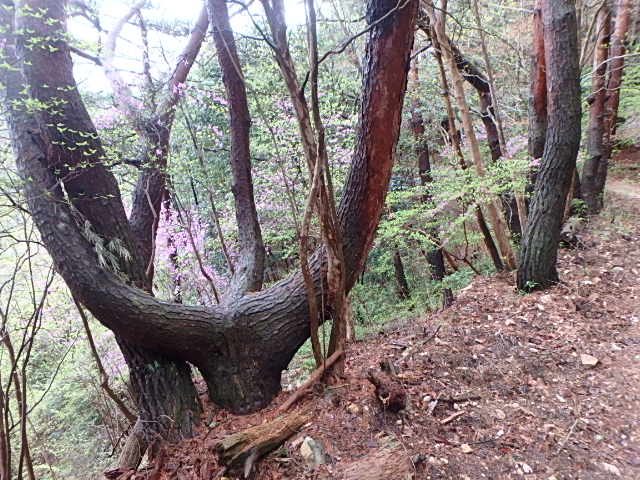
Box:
[2,1,203,468]
[581,2,611,214]
[517,0,581,291]
[5,0,419,418]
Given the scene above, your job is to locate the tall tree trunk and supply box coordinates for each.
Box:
[581,2,611,214]
[209,0,265,298]
[5,0,419,416]
[420,14,505,272]
[517,0,581,291]
[528,0,548,161]
[3,1,206,468]
[594,0,632,200]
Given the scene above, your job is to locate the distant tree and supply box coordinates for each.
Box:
[581,0,632,214]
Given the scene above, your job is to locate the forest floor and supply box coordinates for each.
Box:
[126,150,640,480]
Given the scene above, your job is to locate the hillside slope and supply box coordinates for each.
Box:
[119,166,640,480]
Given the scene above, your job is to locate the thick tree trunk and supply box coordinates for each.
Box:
[209,0,265,297]
[5,1,207,465]
[6,0,419,416]
[581,3,611,215]
[517,0,581,291]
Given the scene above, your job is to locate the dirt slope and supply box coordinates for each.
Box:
[122,173,640,480]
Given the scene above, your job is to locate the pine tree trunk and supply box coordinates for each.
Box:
[518,0,581,291]
[581,3,611,215]
[5,0,419,417]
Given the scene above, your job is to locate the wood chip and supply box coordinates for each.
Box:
[440,410,465,425]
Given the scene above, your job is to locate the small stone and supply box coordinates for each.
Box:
[347,403,361,415]
[300,436,326,470]
[460,443,473,454]
[601,462,621,476]
[580,354,599,367]
[494,409,506,420]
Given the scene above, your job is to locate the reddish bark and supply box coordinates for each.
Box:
[528,0,548,160]
[582,4,611,214]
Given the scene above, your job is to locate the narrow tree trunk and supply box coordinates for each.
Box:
[393,250,411,300]
[209,0,265,298]
[581,3,611,214]
[422,15,505,272]
[528,0,548,161]
[410,64,453,307]
[592,0,632,206]
[517,0,581,291]
[435,23,517,270]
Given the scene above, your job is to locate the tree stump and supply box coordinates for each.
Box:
[214,410,311,477]
[367,370,406,413]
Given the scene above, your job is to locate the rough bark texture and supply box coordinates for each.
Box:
[581,3,611,215]
[209,0,265,297]
[7,0,419,417]
[590,0,631,210]
[4,2,204,464]
[517,0,581,291]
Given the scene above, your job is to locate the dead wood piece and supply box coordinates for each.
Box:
[367,370,406,413]
[213,410,311,477]
[440,410,465,425]
[277,348,343,413]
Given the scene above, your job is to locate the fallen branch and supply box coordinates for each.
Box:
[277,349,343,413]
[214,410,311,477]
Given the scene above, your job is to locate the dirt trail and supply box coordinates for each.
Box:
[606,179,640,200]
